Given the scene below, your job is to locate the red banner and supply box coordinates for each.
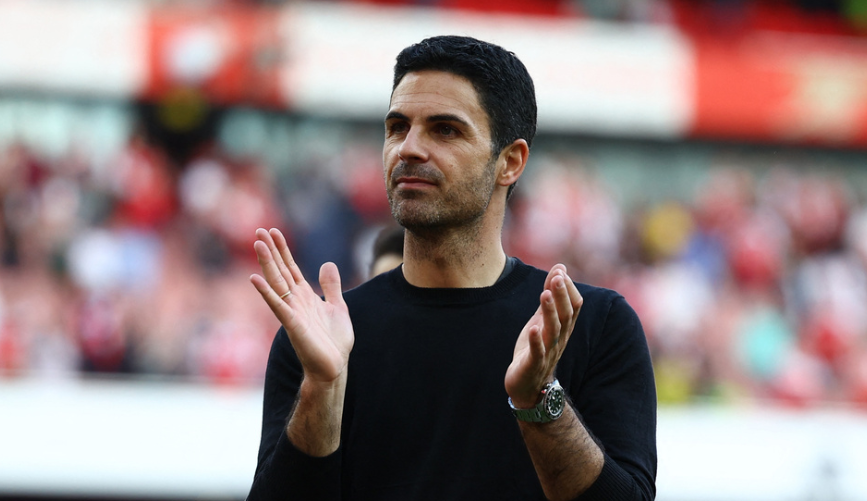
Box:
[692,33,867,147]
[145,4,285,108]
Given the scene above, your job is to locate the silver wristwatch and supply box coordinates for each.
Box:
[508,379,566,423]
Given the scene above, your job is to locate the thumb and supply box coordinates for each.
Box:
[319,262,346,306]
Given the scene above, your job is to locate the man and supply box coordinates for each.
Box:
[368,225,405,278]
[248,35,656,500]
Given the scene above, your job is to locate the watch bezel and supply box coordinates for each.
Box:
[543,383,565,419]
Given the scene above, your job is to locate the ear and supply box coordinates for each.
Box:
[497,139,529,188]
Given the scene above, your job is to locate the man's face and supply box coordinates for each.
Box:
[383,70,498,232]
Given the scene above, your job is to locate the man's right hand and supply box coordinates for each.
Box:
[250,227,354,385]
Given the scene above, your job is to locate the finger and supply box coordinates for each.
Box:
[258,228,294,284]
[563,273,583,318]
[255,227,278,258]
[540,289,561,350]
[253,239,293,296]
[543,263,568,291]
[270,228,306,286]
[319,262,346,307]
[552,274,574,329]
[528,324,545,364]
[553,275,582,351]
[250,273,296,327]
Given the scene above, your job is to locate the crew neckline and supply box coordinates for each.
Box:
[389,257,529,305]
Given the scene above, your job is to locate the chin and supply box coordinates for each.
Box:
[392,210,442,230]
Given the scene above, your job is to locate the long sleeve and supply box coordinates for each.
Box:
[570,293,657,501]
[246,328,343,501]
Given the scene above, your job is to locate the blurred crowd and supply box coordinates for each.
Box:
[0,133,285,384]
[1,123,867,410]
[509,155,867,408]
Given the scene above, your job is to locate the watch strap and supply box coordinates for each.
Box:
[508,379,564,423]
[508,398,550,422]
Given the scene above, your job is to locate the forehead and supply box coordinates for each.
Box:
[389,70,487,125]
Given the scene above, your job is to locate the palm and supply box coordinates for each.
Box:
[280,278,354,383]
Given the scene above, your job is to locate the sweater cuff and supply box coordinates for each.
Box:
[271,430,342,499]
[576,454,646,501]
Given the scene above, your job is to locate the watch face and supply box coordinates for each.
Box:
[545,386,566,418]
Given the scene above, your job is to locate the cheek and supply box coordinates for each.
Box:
[382,164,391,186]
[383,139,402,161]
[382,148,394,178]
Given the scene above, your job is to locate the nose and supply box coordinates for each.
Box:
[397,128,428,163]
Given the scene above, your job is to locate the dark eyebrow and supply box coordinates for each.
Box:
[385,111,408,123]
[426,114,469,127]
[384,111,470,128]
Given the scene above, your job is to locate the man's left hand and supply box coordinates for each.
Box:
[505,264,582,409]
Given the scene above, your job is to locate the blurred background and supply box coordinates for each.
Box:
[1,0,867,499]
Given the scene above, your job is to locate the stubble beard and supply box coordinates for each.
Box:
[387,156,498,236]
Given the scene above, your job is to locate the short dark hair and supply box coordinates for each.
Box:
[369,225,405,276]
[392,35,537,198]
[372,225,405,262]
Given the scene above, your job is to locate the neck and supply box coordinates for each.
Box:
[401,213,507,288]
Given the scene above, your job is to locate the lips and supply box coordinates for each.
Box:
[395,176,437,188]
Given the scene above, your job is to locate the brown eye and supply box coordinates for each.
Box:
[387,122,408,135]
[436,124,456,137]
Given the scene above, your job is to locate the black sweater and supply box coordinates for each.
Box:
[248,260,657,500]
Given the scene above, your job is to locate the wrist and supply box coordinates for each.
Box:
[301,372,347,390]
[508,377,555,409]
[509,379,566,424]
[509,394,542,410]
[299,373,348,408]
